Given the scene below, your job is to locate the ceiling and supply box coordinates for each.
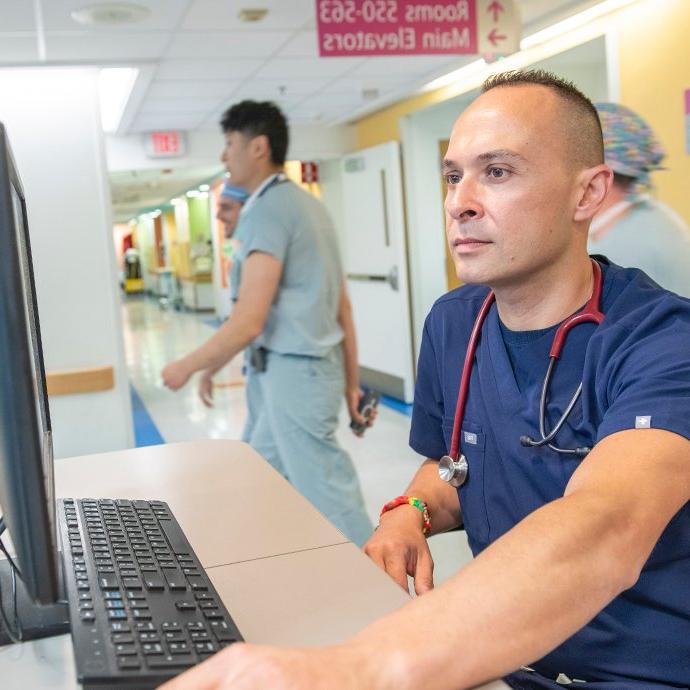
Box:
[0,0,604,219]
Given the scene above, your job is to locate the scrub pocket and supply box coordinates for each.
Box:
[442,417,490,545]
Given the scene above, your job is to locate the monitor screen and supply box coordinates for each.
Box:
[0,122,59,605]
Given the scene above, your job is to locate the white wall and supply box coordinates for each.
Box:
[0,67,134,458]
[106,123,357,173]
[401,96,475,354]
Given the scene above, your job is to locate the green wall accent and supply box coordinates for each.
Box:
[187,196,212,245]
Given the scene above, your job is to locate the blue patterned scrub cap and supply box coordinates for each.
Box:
[220,182,249,203]
[595,102,665,195]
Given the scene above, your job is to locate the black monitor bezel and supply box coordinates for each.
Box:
[0,122,59,605]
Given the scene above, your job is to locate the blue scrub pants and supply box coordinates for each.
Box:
[241,345,373,547]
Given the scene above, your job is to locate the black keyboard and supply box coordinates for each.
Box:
[57,498,243,689]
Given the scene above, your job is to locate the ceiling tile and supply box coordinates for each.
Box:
[40,0,191,32]
[278,31,318,58]
[348,55,459,78]
[147,79,240,100]
[45,32,170,61]
[166,31,291,59]
[0,4,36,32]
[253,57,363,80]
[155,59,263,81]
[235,77,330,98]
[0,36,39,62]
[181,0,314,31]
[139,98,224,114]
[131,113,205,133]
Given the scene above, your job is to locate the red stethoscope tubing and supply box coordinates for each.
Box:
[448,259,604,460]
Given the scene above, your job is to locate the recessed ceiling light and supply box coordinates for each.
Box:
[238,8,268,22]
[71,3,151,26]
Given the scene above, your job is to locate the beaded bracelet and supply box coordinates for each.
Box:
[380,495,431,535]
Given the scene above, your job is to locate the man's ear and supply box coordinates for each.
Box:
[573,164,613,222]
[250,134,271,162]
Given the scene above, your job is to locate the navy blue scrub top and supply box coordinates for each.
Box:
[410,258,690,687]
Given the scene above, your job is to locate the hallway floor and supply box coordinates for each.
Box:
[121,296,473,589]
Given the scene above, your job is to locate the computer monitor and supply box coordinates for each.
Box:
[0,122,68,643]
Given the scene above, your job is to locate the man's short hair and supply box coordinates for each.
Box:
[220,100,288,166]
[481,69,604,168]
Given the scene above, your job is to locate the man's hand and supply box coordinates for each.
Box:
[199,370,215,407]
[161,359,193,391]
[346,388,377,437]
[158,641,372,690]
[364,505,434,596]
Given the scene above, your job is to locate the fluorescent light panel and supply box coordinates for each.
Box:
[98,67,139,133]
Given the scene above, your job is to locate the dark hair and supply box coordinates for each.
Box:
[220,100,288,166]
[482,69,604,167]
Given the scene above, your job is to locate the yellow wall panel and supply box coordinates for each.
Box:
[617,0,690,225]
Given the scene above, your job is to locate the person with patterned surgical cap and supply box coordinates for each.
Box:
[589,102,690,297]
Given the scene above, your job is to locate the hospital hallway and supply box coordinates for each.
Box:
[121,295,473,587]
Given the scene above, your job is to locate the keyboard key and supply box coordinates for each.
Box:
[136,622,156,631]
[104,592,123,600]
[164,632,186,643]
[161,622,182,632]
[143,573,165,591]
[99,574,119,590]
[168,641,190,654]
[122,577,143,590]
[133,609,152,620]
[108,610,127,621]
[194,641,218,654]
[190,631,210,641]
[147,654,195,669]
[203,609,223,620]
[80,612,96,623]
[111,633,134,644]
[158,519,190,556]
[117,657,141,670]
[110,623,131,633]
[115,644,138,656]
[187,622,206,631]
[106,600,125,610]
[142,643,164,655]
[138,632,160,642]
[164,568,187,591]
[199,601,218,610]
[195,593,214,601]
[175,601,196,612]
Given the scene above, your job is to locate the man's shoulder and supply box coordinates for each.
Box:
[425,284,490,333]
[600,259,690,337]
[431,283,490,312]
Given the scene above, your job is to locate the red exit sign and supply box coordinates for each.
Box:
[145,131,187,158]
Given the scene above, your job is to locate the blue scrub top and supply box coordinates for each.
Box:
[410,258,690,686]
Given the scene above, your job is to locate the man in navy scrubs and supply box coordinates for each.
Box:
[162,70,690,690]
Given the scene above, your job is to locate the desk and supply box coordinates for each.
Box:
[2,440,508,690]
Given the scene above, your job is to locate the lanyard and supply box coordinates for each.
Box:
[240,172,287,217]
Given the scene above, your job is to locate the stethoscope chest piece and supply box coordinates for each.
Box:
[439,454,468,487]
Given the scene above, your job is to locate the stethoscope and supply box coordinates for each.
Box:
[439,259,604,487]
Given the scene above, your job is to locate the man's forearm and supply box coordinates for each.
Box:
[353,491,640,690]
[339,297,360,392]
[379,459,462,535]
[184,311,259,375]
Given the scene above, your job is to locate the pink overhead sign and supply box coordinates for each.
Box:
[316,0,479,56]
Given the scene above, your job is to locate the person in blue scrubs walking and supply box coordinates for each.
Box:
[162,101,373,547]
[160,70,690,690]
